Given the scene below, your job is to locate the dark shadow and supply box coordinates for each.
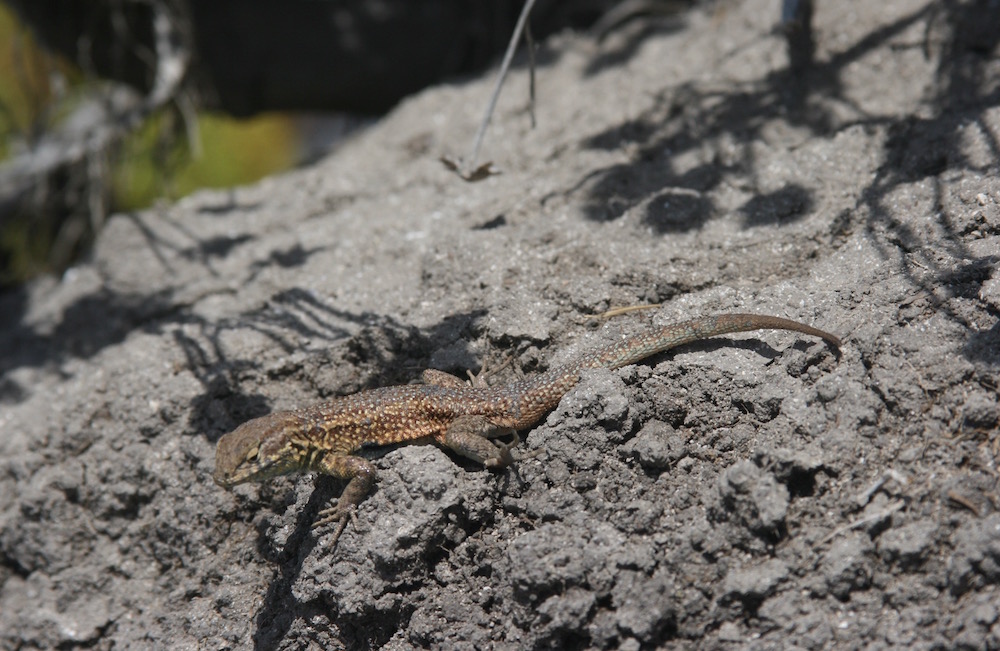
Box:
[182,234,255,260]
[852,0,1000,363]
[0,287,29,402]
[0,213,326,406]
[247,245,326,283]
[195,190,263,215]
[249,470,411,650]
[644,190,713,232]
[739,184,813,227]
[184,297,486,442]
[474,214,507,230]
[584,116,660,152]
[231,307,487,650]
[584,17,689,78]
[573,2,939,228]
[250,483,323,651]
[673,334,827,362]
[0,285,180,387]
[781,0,816,74]
[268,244,317,268]
[964,324,1000,369]
[566,0,999,366]
[578,154,723,229]
[239,315,835,648]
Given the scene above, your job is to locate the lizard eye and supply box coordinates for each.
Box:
[245,445,259,463]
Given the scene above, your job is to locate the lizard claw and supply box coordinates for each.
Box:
[485,431,521,468]
[315,500,360,546]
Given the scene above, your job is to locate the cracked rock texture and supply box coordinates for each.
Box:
[2,1,999,649]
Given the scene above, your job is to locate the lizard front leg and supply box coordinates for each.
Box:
[439,415,518,469]
[313,453,376,545]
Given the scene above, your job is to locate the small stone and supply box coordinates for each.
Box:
[961,390,999,429]
[621,420,681,470]
[821,532,874,599]
[722,558,789,602]
[877,520,937,565]
[718,461,789,535]
[947,514,1000,594]
[717,621,743,642]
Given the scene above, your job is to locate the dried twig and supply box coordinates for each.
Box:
[819,499,906,546]
[443,0,538,181]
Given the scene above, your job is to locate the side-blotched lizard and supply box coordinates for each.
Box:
[213,313,840,543]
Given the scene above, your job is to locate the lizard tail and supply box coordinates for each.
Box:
[591,313,841,370]
[505,313,840,428]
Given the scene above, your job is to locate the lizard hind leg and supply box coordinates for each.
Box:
[440,415,518,469]
[421,349,515,390]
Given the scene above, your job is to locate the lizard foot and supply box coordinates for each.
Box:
[485,432,544,468]
[484,430,520,469]
[315,500,360,546]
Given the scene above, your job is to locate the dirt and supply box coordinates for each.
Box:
[2,1,999,649]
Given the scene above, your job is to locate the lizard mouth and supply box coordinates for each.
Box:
[212,457,263,488]
[212,472,238,488]
[213,463,263,488]
[213,453,284,488]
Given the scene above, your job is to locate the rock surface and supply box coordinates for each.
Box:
[2,1,999,649]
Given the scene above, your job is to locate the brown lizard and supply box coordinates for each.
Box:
[213,313,840,544]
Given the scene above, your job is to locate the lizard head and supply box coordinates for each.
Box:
[213,412,308,488]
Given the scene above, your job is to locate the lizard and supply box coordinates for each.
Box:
[213,313,840,545]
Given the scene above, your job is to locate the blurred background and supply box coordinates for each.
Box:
[1,0,670,289]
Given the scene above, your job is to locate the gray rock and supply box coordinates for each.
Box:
[717,460,789,536]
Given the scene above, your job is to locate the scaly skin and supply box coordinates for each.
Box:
[213,313,840,544]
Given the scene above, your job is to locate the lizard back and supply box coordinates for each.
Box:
[297,384,518,452]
